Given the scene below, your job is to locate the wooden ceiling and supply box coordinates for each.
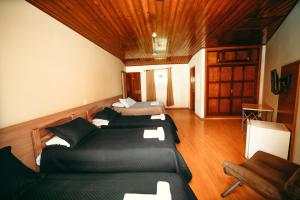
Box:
[27,0,298,65]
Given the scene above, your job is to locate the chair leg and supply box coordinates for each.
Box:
[221,180,241,198]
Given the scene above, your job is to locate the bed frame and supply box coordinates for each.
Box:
[31,116,73,160]
[31,110,102,160]
[86,106,105,122]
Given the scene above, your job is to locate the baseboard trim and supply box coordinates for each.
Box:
[165,107,189,110]
[204,116,241,120]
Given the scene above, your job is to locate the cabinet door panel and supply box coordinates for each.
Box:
[243,82,255,96]
[208,67,220,81]
[232,99,242,113]
[221,67,232,81]
[224,51,235,61]
[250,49,258,61]
[207,52,218,64]
[244,66,256,80]
[220,99,230,113]
[220,83,231,97]
[208,83,219,97]
[233,66,243,81]
[232,83,242,97]
[243,98,256,104]
[208,99,219,113]
[236,50,249,60]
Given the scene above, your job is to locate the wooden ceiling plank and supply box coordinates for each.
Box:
[26,0,299,65]
[170,0,199,55]
[83,0,126,40]
[135,0,153,55]
[165,0,186,54]
[124,0,150,58]
[147,0,157,35]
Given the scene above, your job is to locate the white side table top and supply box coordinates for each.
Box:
[248,120,289,132]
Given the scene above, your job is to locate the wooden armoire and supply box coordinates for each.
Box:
[205,46,261,116]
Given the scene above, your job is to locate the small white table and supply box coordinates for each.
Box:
[246,120,290,159]
[242,103,274,131]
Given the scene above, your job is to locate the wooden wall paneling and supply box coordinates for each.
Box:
[0,95,121,170]
[124,56,192,66]
[205,46,261,116]
[26,0,298,66]
[277,61,300,160]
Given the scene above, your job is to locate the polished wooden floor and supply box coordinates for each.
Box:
[166,109,264,200]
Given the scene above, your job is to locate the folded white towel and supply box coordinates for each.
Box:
[143,127,165,141]
[123,181,171,200]
[92,119,109,127]
[150,114,165,121]
[123,194,156,200]
[150,101,159,106]
[36,154,41,166]
[46,136,70,147]
[157,181,172,200]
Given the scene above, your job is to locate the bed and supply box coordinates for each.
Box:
[87,107,180,143]
[113,101,165,116]
[32,117,192,182]
[21,173,197,200]
[2,146,198,200]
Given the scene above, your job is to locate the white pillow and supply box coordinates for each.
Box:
[120,98,130,108]
[92,119,109,127]
[112,102,125,108]
[46,136,70,147]
[127,97,137,106]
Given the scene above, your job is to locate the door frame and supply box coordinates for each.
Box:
[121,71,126,98]
[122,72,141,101]
[190,66,195,111]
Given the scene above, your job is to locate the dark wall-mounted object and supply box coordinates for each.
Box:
[271,69,292,95]
[271,69,280,95]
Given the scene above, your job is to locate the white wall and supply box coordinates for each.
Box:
[125,64,189,108]
[0,1,124,128]
[263,2,300,163]
[259,45,266,104]
[188,49,206,118]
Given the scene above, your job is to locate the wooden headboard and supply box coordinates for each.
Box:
[0,95,121,171]
[86,106,105,122]
[31,116,73,159]
[277,61,300,160]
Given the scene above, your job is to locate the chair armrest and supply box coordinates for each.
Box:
[223,161,282,200]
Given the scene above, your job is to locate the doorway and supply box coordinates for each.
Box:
[122,72,141,101]
[190,67,195,112]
